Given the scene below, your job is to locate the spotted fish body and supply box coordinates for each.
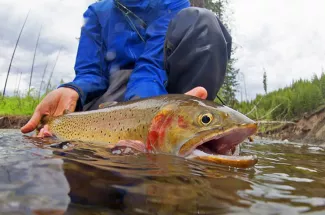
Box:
[48,98,162,147]
[43,94,258,168]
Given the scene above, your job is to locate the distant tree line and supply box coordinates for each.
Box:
[234,72,325,121]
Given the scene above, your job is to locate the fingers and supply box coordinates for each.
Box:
[21,87,78,135]
[42,125,52,137]
[21,110,43,134]
[33,125,52,138]
[37,127,45,137]
[185,86,208,100]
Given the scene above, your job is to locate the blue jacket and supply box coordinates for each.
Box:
[59,0,190,110]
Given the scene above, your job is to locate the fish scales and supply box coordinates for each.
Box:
[41,94,259,168]
[48,97,172,146]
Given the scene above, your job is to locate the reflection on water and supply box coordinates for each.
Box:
[0,129,324,214]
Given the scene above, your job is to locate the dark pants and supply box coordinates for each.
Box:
[83,7,232,111]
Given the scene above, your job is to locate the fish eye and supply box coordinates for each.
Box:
[199,113,213,126]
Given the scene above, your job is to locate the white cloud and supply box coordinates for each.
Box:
[1,0,325,101]
[0,0,93,96]
[228,0,325,101]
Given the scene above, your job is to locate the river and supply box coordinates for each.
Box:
[0,129,324,215]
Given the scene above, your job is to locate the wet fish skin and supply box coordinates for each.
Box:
[45,95,168,147]
[42,94,258,168]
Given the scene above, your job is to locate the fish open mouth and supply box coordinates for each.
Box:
[181,123,258,168]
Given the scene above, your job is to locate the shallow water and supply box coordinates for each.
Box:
[0,129,324,215]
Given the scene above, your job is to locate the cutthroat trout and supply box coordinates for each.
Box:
[40,94,258,168]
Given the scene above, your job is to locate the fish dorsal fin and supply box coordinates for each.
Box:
[98,101,118,109]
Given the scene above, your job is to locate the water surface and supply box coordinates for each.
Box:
[0,129,324,215]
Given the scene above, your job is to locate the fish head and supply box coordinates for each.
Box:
[147,95,258,168]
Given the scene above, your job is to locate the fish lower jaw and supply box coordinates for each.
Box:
[186,148,258,169]
[182,124,258,168]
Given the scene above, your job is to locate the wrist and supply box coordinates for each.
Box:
[58,83,84,111]
[60,87,79,99]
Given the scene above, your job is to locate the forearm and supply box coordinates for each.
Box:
[124,0,190,101]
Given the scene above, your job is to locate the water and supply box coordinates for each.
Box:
[0,129,324,215]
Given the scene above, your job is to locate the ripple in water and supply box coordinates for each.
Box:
[0,130,324,215]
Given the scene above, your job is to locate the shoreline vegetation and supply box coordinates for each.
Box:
[234,72,325,144]
[2,72,325,145]
[0,89,42,129]
[1,0,324,144]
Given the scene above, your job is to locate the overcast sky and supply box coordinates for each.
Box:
[229,0,325,101]
[0,0,92,96]
[0,0,324,101]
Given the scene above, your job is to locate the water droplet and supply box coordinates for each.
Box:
[105,50,116,61]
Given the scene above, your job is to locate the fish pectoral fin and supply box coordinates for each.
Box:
[110,140,146,155]
[98,101,118,109]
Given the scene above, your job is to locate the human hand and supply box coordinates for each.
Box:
[21,87,79,137]
[185,86,207,100]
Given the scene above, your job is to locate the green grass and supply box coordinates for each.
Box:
[0,88,48,116]
[234,73,325,121]
[0,85,55,116]
[0,95,40,116]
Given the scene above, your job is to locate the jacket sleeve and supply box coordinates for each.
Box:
[58,5,109,110]
[124,1,190,101]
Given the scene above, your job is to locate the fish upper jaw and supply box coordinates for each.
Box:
[179,123,258,168]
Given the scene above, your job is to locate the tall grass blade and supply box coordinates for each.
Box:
[28,24,43,94]
[2,9,30,97]
[38,61,48,101]
[46,46,62,94]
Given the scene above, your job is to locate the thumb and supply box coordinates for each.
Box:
[21,110,42,133]
[185,87,208,100]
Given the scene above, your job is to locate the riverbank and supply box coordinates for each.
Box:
[0,94,39,129]
[0,115,30,129]
[258,104,325,145]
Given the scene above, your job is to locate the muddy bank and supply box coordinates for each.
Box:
[0,115,30,129]
[258,105,325,144]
